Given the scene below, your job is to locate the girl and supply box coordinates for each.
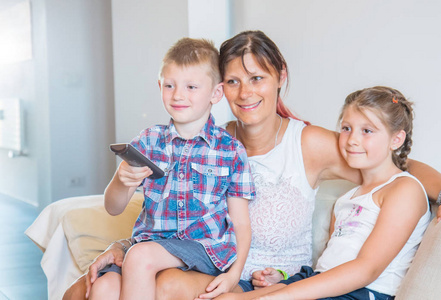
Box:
[221,86,431,300]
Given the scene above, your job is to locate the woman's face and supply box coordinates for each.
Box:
[223,53,285,125]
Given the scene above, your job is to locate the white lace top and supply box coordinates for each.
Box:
[240,119,318,280]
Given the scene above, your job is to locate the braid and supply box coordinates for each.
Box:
[391,92,414,171]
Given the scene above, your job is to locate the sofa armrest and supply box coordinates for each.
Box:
[395,217,441,299]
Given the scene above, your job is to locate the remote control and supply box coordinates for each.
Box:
[110,143,165,179]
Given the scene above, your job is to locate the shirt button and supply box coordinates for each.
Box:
[178,201,184,208]
[179,173,184,179]
[184,147,189,153]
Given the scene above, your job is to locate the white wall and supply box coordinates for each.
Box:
[0,0,40,205]
[231,0,441,170]
[112,0,189,144]
[45,0,115,205]
[0,0,115,208]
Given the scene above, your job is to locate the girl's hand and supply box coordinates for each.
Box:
[252,268,284,289]
[85,243,126,298]
[117,161,152,187]
[196,272,239,299]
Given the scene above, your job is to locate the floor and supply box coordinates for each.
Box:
[0,194,48,300]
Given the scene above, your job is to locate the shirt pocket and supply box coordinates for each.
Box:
[191,163,229,203]
[144,161,176,203]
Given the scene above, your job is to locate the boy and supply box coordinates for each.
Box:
[88,38,255,300]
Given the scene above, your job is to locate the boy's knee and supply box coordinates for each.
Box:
[124,242,158,270]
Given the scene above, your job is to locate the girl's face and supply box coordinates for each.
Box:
[223,53,285,126]
[339,105,403,172]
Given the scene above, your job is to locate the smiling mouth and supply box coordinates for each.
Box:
[238,100,262,110]
[347,150,365,155]
[171,105,189,110]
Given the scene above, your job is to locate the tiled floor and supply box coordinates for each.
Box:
[0,194,47,300]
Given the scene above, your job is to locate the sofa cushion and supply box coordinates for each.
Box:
[395,217,441,299]
[62,193,143,272]
[312,180,356,265]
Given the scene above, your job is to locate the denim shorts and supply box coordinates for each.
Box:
[280,266,394,300]
[237,279,254,292]
[98,239,223,278]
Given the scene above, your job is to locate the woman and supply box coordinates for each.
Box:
[63,30,441,300]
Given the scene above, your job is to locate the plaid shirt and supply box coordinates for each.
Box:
[130,114,255,271]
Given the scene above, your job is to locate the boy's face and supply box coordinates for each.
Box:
[159,62,222,132]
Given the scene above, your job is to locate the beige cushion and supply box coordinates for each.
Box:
[62,193,144,272]
[395,218,441,299]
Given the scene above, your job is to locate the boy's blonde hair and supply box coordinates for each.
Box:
[159,37,221,85]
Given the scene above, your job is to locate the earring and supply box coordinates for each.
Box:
[392,146,397,151]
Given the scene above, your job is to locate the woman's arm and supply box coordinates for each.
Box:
[63,239,129,300]
[407,159,441,203]
[251,177,427,300]
[301,125,362,189]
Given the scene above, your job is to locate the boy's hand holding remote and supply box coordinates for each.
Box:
[116,161,152,188]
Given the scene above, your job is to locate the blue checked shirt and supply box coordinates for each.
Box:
[130,114,255,271]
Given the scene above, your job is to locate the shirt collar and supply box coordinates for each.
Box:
[164,114,216,147]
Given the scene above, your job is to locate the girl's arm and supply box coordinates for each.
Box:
[197,197,251,299]
[253,176,427,300]
[104,160,151,215]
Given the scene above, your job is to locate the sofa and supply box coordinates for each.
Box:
[25,180,441,300]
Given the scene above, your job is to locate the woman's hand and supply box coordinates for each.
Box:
[252,268,284,289]
[84,242,126,298]
[117,160,152,187]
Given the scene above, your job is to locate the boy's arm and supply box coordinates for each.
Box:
[225,196,251,278]
[104,160,152,215]
[197,196,251,299]
[254,177,427,300]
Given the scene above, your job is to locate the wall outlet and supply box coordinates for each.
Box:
[67,176,86,188]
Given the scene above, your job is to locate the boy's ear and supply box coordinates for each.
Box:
[158,80,162,90]
[391,129,406,150]
[210,82,224,105]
